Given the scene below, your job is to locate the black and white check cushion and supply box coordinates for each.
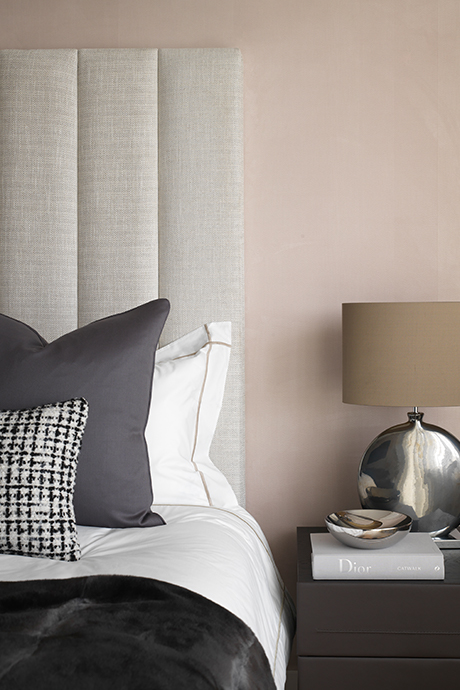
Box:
[0,398,89,561]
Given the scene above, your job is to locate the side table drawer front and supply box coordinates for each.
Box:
[297,580,460,658]
[298,657,460,690]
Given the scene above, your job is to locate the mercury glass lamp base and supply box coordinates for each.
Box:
[357,411,460,537]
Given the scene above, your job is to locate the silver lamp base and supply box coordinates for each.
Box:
[357,410,460,537]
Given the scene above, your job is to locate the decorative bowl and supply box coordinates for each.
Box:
[325,509,412,549]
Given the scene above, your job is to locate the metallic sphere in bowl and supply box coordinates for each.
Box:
[325,510,412,549]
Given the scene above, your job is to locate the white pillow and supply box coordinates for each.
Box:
[145,322,239,507]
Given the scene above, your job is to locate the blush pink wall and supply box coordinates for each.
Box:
[2,0,460,603]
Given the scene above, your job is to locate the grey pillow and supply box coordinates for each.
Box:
[0,398,88,561]
[0,300,170,528]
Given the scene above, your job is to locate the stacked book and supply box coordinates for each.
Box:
[311,532,444,580]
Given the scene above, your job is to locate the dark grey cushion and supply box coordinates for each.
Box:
[0,300,170,528]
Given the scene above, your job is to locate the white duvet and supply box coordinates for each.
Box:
[0,504,295,690]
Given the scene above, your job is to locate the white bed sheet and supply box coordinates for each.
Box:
[0,504,295,690]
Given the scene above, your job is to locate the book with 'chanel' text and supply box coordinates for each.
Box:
[311,532,444,580]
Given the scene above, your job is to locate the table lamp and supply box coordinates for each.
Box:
[342,302,460,537]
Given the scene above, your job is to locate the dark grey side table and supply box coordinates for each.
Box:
[297,526,460,690]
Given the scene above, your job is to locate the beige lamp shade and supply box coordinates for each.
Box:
[342,302,460,407]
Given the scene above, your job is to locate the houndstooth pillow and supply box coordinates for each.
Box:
[0,398,89,561]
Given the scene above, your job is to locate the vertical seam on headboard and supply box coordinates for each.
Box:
[157,50,161,302]
[76,49,80,327]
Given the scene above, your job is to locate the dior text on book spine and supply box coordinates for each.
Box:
[310,533,444,580]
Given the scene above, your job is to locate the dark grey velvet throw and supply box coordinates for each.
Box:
[0,575,276,690]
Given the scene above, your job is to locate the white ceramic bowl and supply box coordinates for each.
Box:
[325,509,412,549]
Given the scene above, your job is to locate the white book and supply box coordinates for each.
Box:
[311,532,444,580]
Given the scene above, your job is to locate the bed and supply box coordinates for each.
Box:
[0,49,295,689]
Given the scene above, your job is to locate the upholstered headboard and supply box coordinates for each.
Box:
[0,49,245,503]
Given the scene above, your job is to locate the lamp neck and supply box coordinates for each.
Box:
[408,407,424,423]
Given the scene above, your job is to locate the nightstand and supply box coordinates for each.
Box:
[297,526,460,690]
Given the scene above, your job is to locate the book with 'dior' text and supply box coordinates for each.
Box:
[311,532,444,580]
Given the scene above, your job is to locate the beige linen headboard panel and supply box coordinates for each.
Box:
[0,48,245,503]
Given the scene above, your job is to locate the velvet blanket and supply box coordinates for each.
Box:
[0,574,276,690]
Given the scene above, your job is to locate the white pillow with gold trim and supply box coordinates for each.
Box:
[145,322,238,507]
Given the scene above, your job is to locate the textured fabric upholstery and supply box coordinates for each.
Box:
[0,50,78,342]
[0,49,245,503]
[78,49,159,326]
[158,49,245,501]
